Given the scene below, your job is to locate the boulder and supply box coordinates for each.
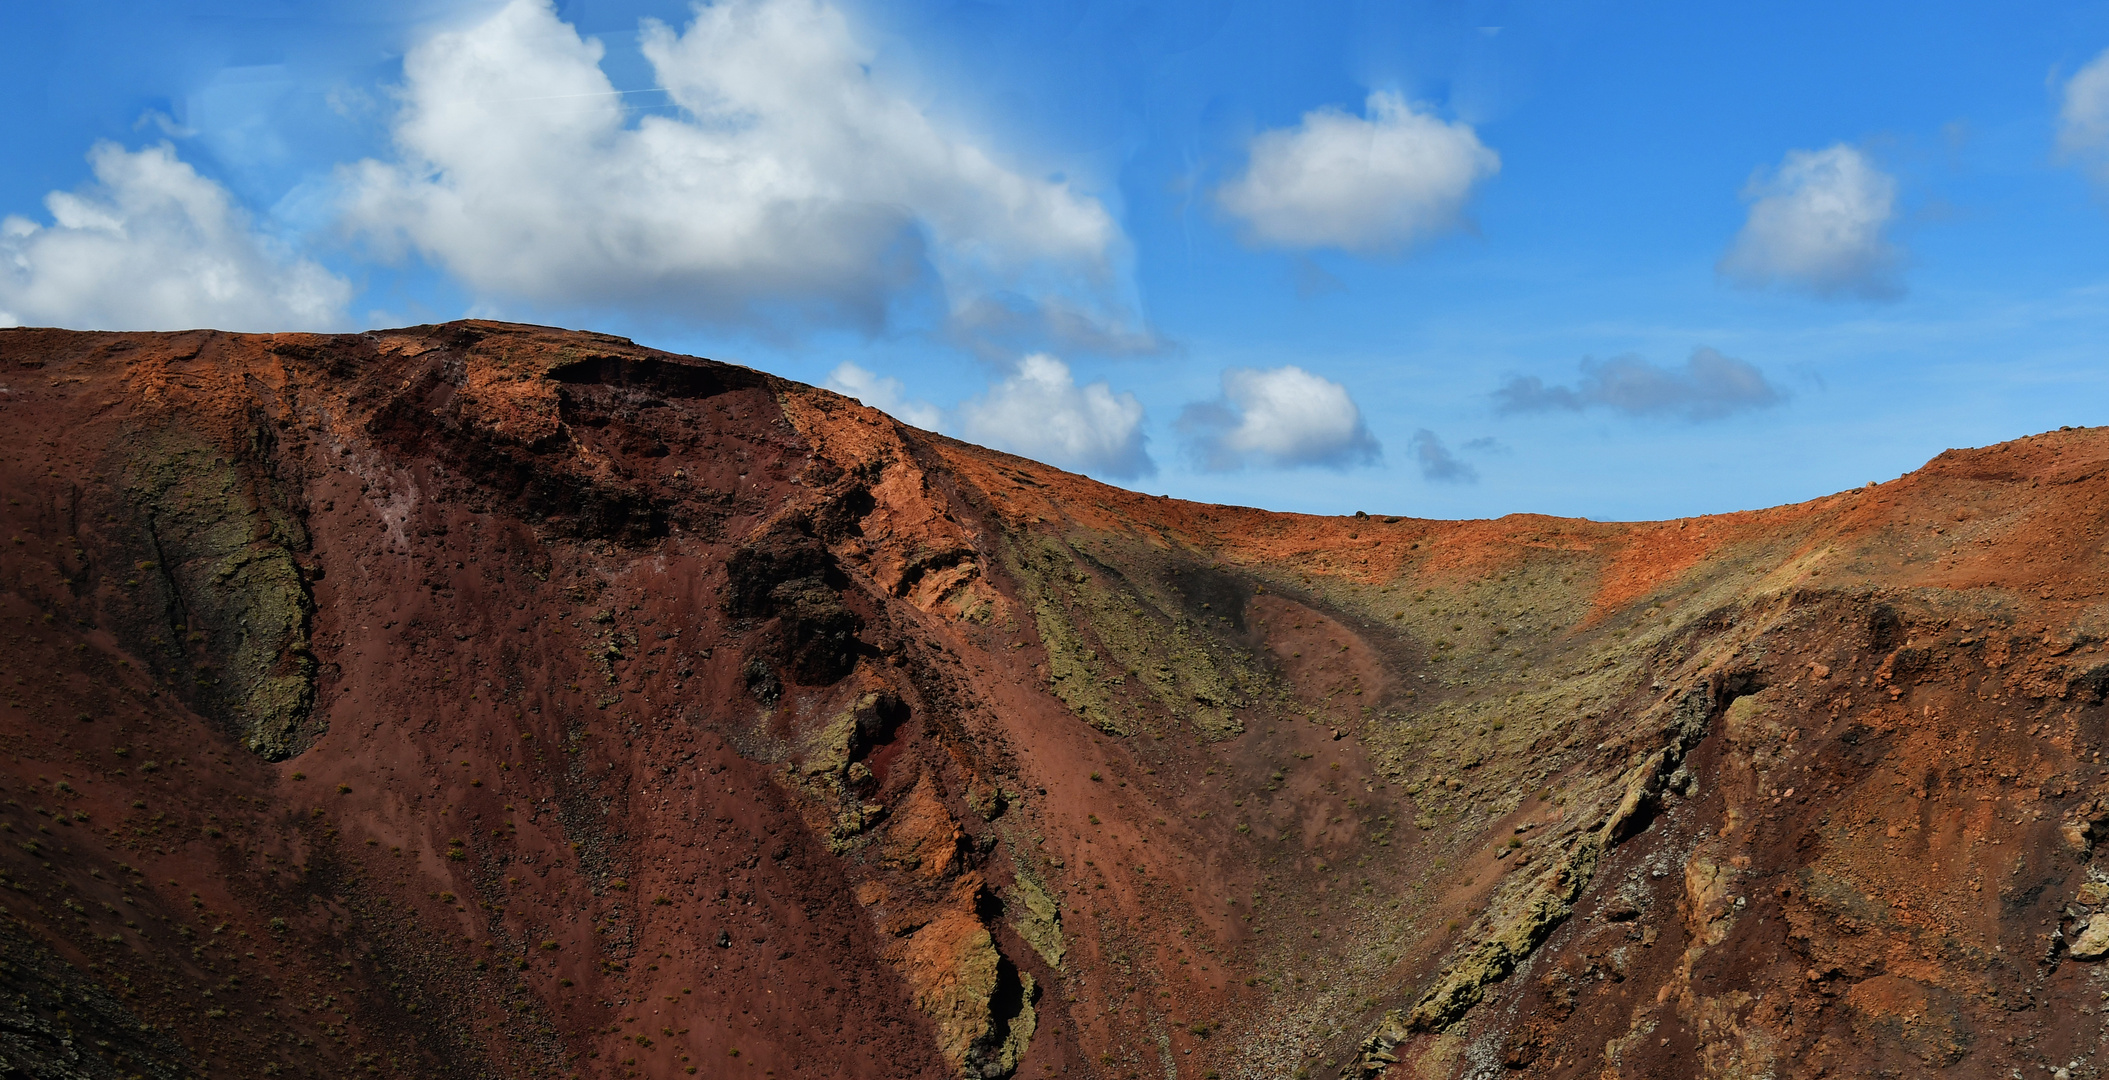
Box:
[2069,914,2109,960]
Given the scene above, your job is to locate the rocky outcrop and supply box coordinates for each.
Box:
[113,412,316,759]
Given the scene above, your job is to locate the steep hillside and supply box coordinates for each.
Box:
[0,321,2102,1080]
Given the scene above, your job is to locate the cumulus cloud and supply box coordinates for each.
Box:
[1216,91,1499,254]
[0,141,348,332]
[1409,429,1476,484]
[956,354,1151,479]
[824,361,942,430]
[2059,49,2109,182]
[1175,365,1380,471]
[1493,347,1784,421]
[1717,144,1902,300]
[341,0,1133,343]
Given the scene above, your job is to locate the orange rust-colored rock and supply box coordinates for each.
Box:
[0,320,2103,1080]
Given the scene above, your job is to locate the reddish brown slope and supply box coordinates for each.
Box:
[0,321,2100,1080]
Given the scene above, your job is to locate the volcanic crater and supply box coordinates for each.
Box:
[0,321,2103,1079]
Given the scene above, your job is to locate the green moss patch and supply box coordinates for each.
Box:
[1006,535,1267,741]
[119,425,315,760]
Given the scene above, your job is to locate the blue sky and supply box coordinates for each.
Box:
[6,1,2109,521]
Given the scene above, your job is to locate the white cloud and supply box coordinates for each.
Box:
[1175,365,1380,471]
[0,141,348,332]
[1216,91,1499,254]
[341,0,1132,343]
[1717,144,1902,300]
[956,354,1151,479]
[2059,49,2109,182]
[824,361,942,430]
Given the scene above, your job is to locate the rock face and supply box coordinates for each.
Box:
[0,321,2103,1078]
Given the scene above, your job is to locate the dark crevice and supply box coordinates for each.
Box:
[548,354,767,399]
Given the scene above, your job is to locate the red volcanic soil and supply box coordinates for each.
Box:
[0,321,2101,1080]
